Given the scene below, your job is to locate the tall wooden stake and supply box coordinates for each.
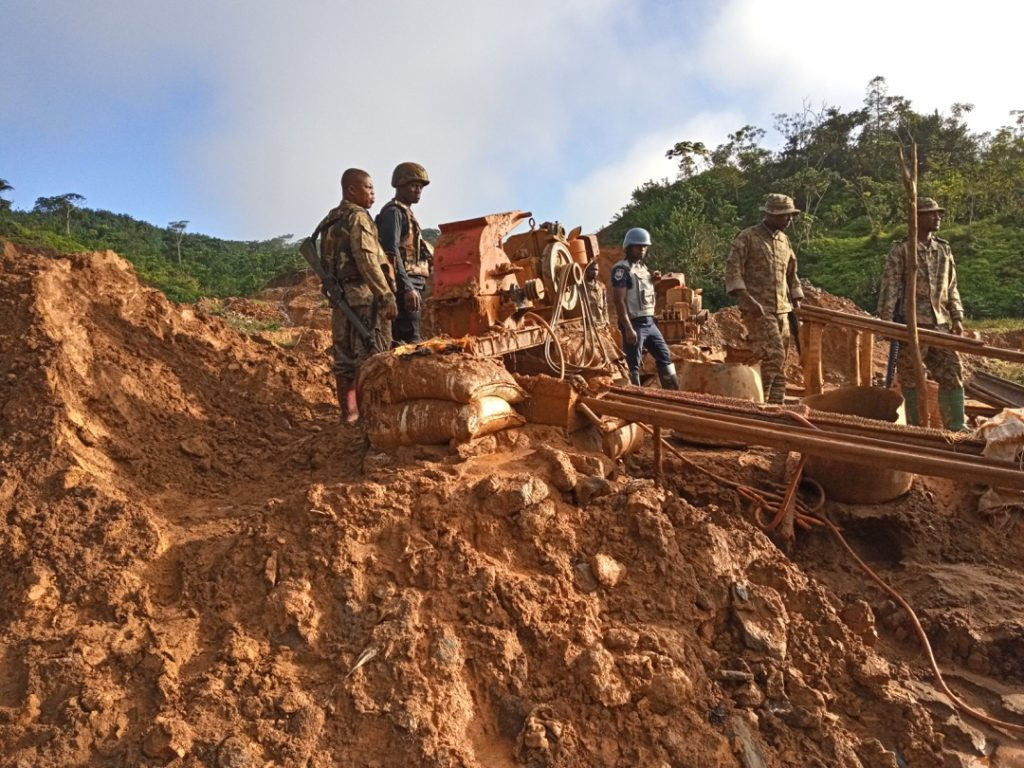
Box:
[898,143,931,427]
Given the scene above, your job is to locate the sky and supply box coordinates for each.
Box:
[2,0,1022,243]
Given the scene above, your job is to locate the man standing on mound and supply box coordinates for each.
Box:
[725,193,804,404]
[610,227,679,390]
[318,168,397,423]
[877,197,968,431]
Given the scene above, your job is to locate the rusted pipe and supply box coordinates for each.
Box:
[602,389,986,467]
[583,395,1024,491]
[606,386,986,456]
[798,305,985,347]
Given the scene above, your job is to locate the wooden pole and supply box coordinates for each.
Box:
[899,142,931,426]
[604,387,987,455]
[796,306,1020,361]
[859,332,875,385]
[851,331,864,386]
[804,323,824,395]
[653,425,663,481]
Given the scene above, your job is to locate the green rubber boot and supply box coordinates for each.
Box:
[901,388,920,426]
[938,387,969,432]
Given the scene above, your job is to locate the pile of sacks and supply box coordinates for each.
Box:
[359,350,527,449]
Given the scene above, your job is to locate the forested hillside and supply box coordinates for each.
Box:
[605,77,1024,318]
[3,76,1021,316]
[0,192,304,302]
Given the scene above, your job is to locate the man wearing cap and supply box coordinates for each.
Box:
[725,193,805,404]
[377,162,431,345]
[877,197,968,430]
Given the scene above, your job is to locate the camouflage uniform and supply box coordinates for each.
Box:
[725,222,803,403]
[585,277,609,328]
[877,235,964,389]
[377,198,428,344]
[319,200,393,378]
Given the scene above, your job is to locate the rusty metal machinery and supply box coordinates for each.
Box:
[598,250,710,346]
[427,211,620,375]
[654,273,709,343]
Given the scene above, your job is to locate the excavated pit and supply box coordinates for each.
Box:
[1,242,1023,767]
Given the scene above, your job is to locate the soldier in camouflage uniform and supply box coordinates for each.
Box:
[318,168,397,423]
[877,197,967,430]
[584,259,609,328]
[725,193,804,404]
[377,162,431,345]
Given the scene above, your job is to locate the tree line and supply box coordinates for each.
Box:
[604,77,1024,318]
[0,185,304,302]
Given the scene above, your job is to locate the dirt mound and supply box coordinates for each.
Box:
[2,241,1022,767]
[702,284,897,389]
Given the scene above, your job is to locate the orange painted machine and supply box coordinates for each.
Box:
[427,211,617,373]
[429,212,593,331]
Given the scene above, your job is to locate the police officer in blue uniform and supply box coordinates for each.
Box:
[610,228,679,389]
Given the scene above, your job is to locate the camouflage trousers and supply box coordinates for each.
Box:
[743,312,790,404]
[330,303,392,379]
[896,324,963,390]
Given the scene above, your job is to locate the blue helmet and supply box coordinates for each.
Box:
[623,227,652,248]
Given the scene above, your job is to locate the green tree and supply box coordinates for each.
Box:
[33,193,86,235]
[0,178,12,213]
[168,220,189,263]
[665,140,710,179]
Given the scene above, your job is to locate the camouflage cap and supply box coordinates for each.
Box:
[916,197,945,213]
[762,193,800,215]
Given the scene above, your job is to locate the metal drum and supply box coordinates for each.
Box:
[801,386,914,503]
[674,361,763,446]
[678,360,763,402]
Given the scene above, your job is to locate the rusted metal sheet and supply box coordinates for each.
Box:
[463,323,549,357]
[966,370,1024,409]
[432,211,530,301]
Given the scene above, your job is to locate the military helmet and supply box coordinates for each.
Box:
[391,162,430,188]
[623,227,652,248]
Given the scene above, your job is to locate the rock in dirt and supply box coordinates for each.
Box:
[591,553,625,588]
[216,735,260,768]
[841,599,879,647]
[731,582,789,660]
[725,713,768,768]
[575,475,613,506]
[645,668,693,715]
[535,446,577,492]
[574,645,631,707]
[142,717,193,762]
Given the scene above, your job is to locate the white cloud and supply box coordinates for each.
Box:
[181,0,635,237]
[697,0,1024,132]
[4,0,1020,242]
[561,110,745,234]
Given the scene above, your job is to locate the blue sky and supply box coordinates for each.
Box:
[2,0,1021,242]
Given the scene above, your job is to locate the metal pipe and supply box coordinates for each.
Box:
[583,394,1024,491]
[603,391,987,469]
[798,305,1024,365]
[606,387,987,456]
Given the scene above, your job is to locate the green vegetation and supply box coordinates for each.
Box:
[607,77,1024,319]
[0,195,304,303]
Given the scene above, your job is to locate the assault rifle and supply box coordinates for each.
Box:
[884,284,905,387]
[298,226,372,343]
